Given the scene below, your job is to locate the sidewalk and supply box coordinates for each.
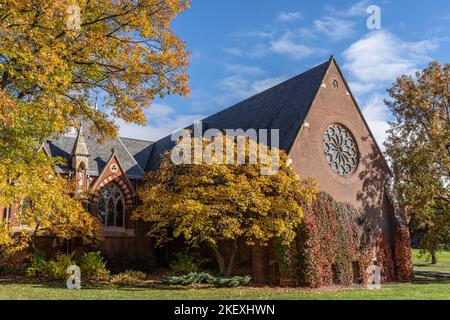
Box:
[414,269,450,279]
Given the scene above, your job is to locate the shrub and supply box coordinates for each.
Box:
[163,272,215,285]
[162,272,251,288]
[79,251,109,280]
[26,251,48,278]
[110,270,147,287]
[169,251,209,275]
[46,252,75,280]
[211,275,251,288]
[0,236,31,275]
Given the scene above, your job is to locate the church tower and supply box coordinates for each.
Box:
[71,125,90,191]
[71,125,90,169]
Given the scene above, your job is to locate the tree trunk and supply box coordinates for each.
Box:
[30,223,40,253]
[431,251,437,265]
[208,244,226,274]
[208,240,240,276]
[226,240,238,276]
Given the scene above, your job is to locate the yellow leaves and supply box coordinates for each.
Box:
[0,221,13,247]
[0,146,102,246]
[134,137,319,250]
[0,89,18,125]
[385,61,450,253]
[0,0,190,141]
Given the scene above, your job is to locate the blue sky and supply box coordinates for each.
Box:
[118,0,450,149]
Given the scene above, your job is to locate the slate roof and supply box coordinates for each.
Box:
[44,125,152,179]
[44,58,332,177]
[145,59,331,171]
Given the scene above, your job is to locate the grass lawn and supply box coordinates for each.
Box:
[412,249,450,272]
[0,279,449,300]
[1,250,449,300]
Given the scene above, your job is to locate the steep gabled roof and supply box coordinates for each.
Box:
[145,59,331,171]
[44,123,151,179]
[120,137,154,170]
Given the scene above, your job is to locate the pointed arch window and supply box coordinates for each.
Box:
[97,183,125,228]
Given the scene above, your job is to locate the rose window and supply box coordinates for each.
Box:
[323,124,358,175]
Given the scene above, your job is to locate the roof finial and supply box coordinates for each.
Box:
[111,147,116,154]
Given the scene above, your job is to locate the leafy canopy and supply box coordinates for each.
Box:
[133,134,318,274]
[0,0,190,245]
[385,61,450,258]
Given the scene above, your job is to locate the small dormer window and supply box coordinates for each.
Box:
[332,79,339,89]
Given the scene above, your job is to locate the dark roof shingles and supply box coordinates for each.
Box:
[145,60,330,171]
[45,126,149,179]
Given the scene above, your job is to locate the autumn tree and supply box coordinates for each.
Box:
[133,133,317,275]
[385,61,450,263]
[0,1,190,246]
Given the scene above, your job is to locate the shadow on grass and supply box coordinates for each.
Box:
[413,274,450,285]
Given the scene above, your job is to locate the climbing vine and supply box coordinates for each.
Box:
[394,226,414,282]
[294,193,373,287]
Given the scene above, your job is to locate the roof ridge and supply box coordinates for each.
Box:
[117,136,146,174]
[120,136,154,143]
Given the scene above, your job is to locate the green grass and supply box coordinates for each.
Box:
[412,249,450,272]
[1,280,449,300]
[1,250,449,300]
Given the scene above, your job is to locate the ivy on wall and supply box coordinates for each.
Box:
[375,234,396,282]
[275,192,413,288]
[274,193,381,287]
[393,226,414,282]
[295,193,373,287]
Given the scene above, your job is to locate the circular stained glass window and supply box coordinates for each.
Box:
[323,124,358,175]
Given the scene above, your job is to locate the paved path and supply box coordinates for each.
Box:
[414,269,450,279]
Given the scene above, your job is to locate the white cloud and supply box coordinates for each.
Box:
[327,0,371,17]
[223,47,243,56]
[225,64,266,75]
[118,103,204,142]
[347,81,377,97]
[342,30,439,147]
[224,43,270,59]
[314,17,356,41]
[220,75,286,101]
[248,43,271,58]
[276,11,302,22]
[270,32,325,60]
[232,31,273,38]
[343,30,438,85]
[360,93,391,148]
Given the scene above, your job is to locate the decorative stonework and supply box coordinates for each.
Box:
[323,124,358,175]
